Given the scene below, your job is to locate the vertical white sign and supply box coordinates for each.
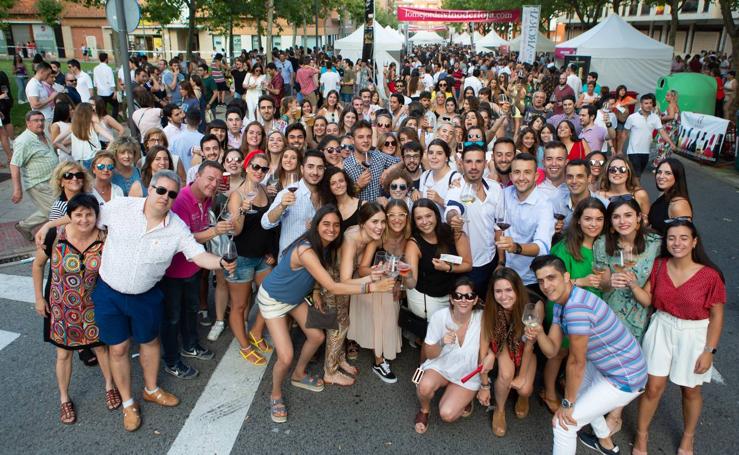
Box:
[519,5,540,64]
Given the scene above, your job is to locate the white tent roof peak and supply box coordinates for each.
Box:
[557,15,672,58]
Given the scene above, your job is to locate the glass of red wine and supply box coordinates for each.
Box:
[221,238,238,276]
[361,151,370,168]
[495,192,510,231]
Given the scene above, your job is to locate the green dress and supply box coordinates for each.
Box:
[593,233,662,342]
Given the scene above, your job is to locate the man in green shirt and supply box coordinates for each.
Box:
[198,63,218,113]
[340,59,355,104]
[10,110,59,241]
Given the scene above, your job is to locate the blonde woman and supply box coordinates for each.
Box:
[48,161,93,221]
[109,136,143,196]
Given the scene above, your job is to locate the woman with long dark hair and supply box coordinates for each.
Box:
[557,119,590,161]
[256,205,394,423]
[319,166,362,231]
[596,155,650,219]
[648,158,692,235]
[628,220,725,455]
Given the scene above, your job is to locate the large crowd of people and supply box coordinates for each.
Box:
[4,43,730,454]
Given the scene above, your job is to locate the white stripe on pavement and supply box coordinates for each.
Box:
[0,273,35,304]
[168,338,271,455]
[0,330,20,351]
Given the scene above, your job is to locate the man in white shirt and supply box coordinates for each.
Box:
[162,104,185,145]
[445,144,504,297]
[624,93,676,178]
[93,52,119,118]
[67,59,94,103]
[319,61,341,99]
[170,110,204,170]
[420,65,435,92]
[463,68,483,96]
[565,64,582,97]
[25,62,58,123]
[537,142,570,205]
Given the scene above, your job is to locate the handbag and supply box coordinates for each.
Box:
[398,294,428,340]
[305,296,339,330]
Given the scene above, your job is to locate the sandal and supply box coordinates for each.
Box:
[270,398,288,423]
[346,341,359,360]
[414,409,430,434]
[538,389,559,414]
[105,388,122,411]
[79,348,98,367]
[249,331,273,354]
[339,364,359,377]
[324,371,355,387]
[290,373,324,392]
[60,401,76,424]
[239,347,266,366]
[461,401,473,418]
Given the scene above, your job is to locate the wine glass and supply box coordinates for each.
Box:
[243,179,258,215]
[221,238,238,276]
[218,209,235,237]
[445,314,460,347]
[384,254,399,279]
[460,181,476,222]
[592,260,608,287]
[521,302,541,341]
[495,191,510,231]
[286,173,299,192]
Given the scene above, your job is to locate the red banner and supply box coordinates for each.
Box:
[397,6,520,23]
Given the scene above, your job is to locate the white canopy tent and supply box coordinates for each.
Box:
[507,32,556,53]
[409,30,446,45]
[382,25,406,43]
[452,32,470,45]
[555,15,673,95]
[475,29,508,53]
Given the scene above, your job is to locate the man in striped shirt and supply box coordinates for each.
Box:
[529,255,647,455]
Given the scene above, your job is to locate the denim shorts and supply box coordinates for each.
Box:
[225,256,272,283]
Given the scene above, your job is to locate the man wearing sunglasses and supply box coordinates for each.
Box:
[161,161,232,380]
[444,144,504,297]
[11,110,59,241]
[79,169,236,431]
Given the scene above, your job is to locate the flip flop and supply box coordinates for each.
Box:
[290,373,324,392]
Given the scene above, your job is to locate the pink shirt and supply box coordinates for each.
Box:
[296,66,318,95]
[165,184,212,278]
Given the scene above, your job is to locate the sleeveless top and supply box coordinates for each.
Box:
[340,199,362,232]
[233,199,275,258]
[413,234,459,298]
[112,167,142,196]
[567,140,586,161]
[261,241,316,305]
[647,194,669,235]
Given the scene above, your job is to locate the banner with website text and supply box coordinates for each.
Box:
[675,111,729,163]
[397,7,520,23]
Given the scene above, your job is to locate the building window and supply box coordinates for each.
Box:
[682,0,698,13]
[702,0,710,12]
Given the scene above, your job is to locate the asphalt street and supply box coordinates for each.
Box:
[0,159,737,454]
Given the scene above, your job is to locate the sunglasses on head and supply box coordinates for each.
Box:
[249,163,270,173]
[452,291,477,301]
[664,216,692,225]
[389,183,407,191]
[62,171,85,180]
[608,165,628,174]
[95,163,115,171]
[377,122,391,128]
[341,144,355,152]
[384,141,396,147]
[589,159,605,166]
[151,185,179,199]
[324,146,341,154]
[609,194,635,203]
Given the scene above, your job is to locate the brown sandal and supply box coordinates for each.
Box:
[60,401,76,424]
[538,389,560,414]
[106,388,122,410]
[414,409,430,434]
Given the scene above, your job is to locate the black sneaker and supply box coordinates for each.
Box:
[372,360,398,384]
[578,432,620,454]
[181,345,215,360]
[164,361,199,379]
[198,310,213,326]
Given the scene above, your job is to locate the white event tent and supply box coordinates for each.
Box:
[475,29,508,53]
[555,15,673,95]
[507,32,556,53]
[409,30,446,45]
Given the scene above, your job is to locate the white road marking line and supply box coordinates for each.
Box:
[0,273,35,304]
[0,330,20,351]
[168,338,271,454]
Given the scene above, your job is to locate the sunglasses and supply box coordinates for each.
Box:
[151,185,179,199]
[609,194,635,203]
[324,146,341,154]
[377,123,391,128]
[225,157,242,164]
[463,141,485,148]
[451,291,477,301]
[62,171,85,180]
[589,159,605,166]
[384,141,396,147]
[249,163,270,173]
[389,183,407,191]
[66,79,77,84]
[341,144,355,152]
[608,166,628,174]
[439,83,447,86]
[95,163,115,171]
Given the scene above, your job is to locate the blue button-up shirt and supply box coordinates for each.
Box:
[261,179,316,256]
[344,150,399,201]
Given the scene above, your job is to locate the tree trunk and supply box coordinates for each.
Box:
[266,0,274,62]
[668,0,679,46]
[303,21,308,49]
[228,17,234,60]
[612,0,622,16]
[256,20,263,53]
[186,0,197,61]
[292,22,298,48]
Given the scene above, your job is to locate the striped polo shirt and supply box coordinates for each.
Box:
[553,286,647,392]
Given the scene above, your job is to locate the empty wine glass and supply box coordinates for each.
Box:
[460,181,476,221]
[521,302,541,341]
[244,179,258,214]
[384,254,399,279]
[218,209,235,237]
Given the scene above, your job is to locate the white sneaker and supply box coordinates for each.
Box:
[207,320,225,341]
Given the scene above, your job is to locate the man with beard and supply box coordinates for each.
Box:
[487,138,516,187]
[550,72,575,116]
[258,96,287,134]
[547,96,582,135]
[400,141,423,189]
[285,123,307,151]
[445,144,504,297]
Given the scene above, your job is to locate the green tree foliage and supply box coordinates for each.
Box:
[37,0,64,25]
[376,5,399,29]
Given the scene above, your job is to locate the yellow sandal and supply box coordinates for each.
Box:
[249,331,273,354]
[240,347,266,366]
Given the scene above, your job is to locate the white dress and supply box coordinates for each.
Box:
[243,73,266,121]
[71,127,101,162]
[421,308,482,391]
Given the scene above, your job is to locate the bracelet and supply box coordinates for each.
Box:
[448,263,453,273]
[480,383,491,390]
[360,282,367,294]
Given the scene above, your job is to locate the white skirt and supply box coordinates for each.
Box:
[256,286,298,320]
[406,287,449,320]
[642,311,711,388]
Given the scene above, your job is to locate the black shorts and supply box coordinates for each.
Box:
[216,81,228,91]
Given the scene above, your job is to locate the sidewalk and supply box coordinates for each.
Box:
[0,169,38,262]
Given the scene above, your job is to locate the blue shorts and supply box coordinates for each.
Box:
[91,279,164,345]
[225,255,272,283]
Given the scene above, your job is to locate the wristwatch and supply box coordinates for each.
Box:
[513,243,523,255]
[561,398,574,409]
[219,257,226,269]
[704,346,717,354]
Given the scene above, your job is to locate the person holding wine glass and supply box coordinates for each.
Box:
[444,144,504,298]
[224,151,277,365]
[343,120,400,202]
[414,277,484,434]
[419,139,460,213]
[256,205,395,423]
[477,268,544,437]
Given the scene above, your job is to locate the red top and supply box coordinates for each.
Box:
[567,140,586,161]
[649,258,726,320]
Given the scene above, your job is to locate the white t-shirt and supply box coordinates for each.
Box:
[624,111,663,155]
[26,78,54,121]
[320,71,341,98]
[76,71,94,103]
[421,308,483,391]
[421,73,435,92]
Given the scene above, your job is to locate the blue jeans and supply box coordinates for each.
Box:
[468,256,498,300]
[160,272,201,367]
[340,93,353,103]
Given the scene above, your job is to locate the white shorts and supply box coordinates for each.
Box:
[406,287,449,320]
[256,286,298,320]
[642,311,711,388]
